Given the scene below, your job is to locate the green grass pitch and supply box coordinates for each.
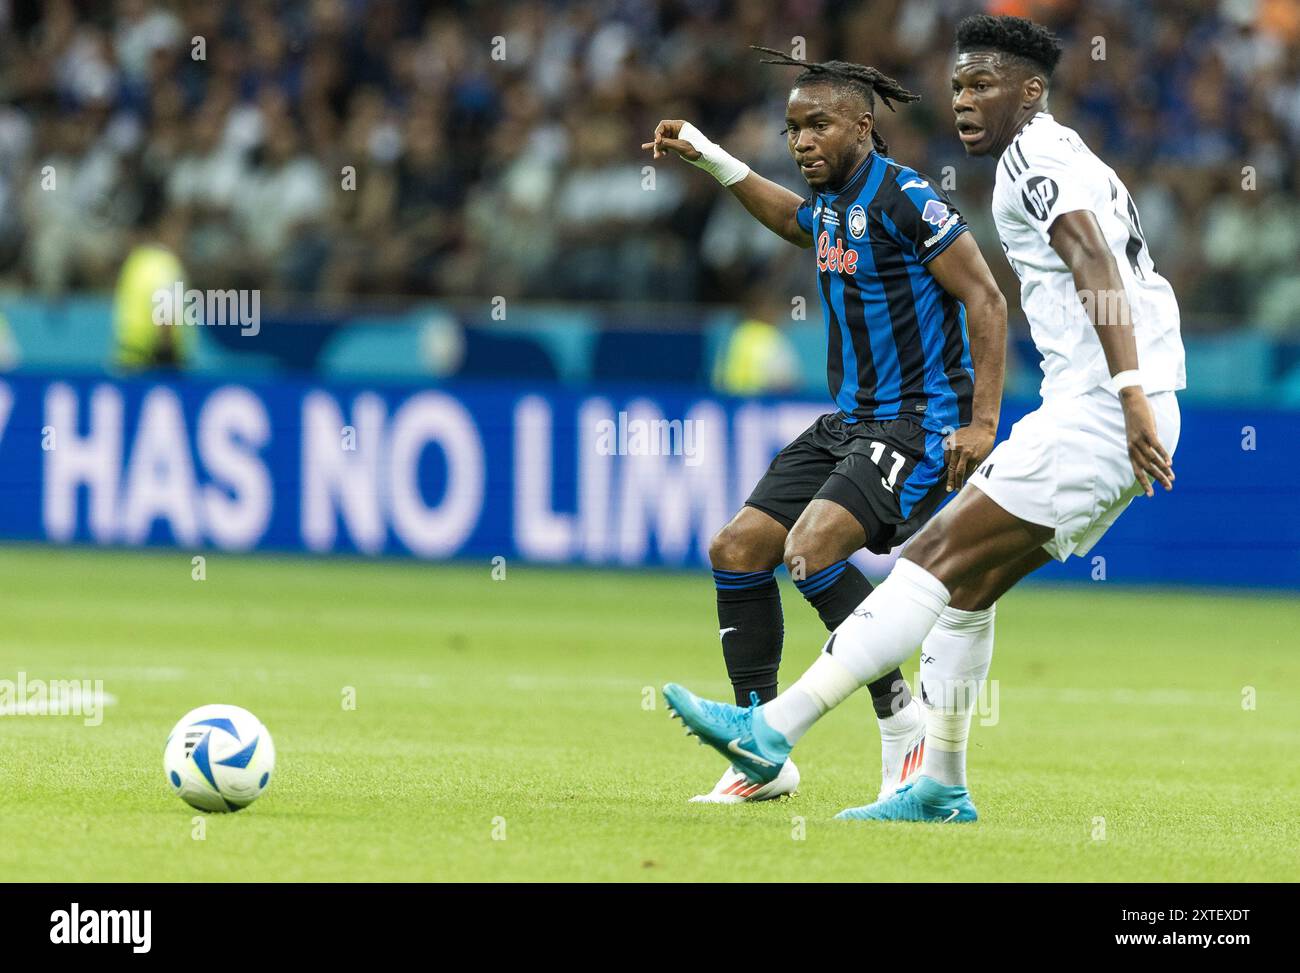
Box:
[1,544,1296,883]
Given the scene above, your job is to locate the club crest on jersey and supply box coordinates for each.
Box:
[1022,175,1059,222]
[847,204,867,240]
[921,199,949,226]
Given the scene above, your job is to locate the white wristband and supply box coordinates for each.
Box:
[677,122,751,187]
[1111,369,1143,391]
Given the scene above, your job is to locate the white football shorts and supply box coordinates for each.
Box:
[967,387,1181,562]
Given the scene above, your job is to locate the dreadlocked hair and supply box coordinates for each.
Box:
[751,45,920,155]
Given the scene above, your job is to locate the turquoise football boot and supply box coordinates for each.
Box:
[835,775,978,823]
[663,684,791,784]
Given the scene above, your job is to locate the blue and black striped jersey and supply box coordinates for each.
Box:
[795,151,974,434]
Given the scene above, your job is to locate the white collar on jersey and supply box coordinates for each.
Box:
[1002,111,1051,156]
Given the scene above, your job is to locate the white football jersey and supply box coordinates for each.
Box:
[992,112,1186,400]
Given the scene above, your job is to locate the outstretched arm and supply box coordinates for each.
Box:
[643,119,812,248]
[726,171,814,248]
[925,232,1007,491]
[1049,209,1173,496]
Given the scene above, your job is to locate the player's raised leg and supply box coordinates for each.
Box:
[837,544,1050,821]
[668,487,1052,787]
[783,499,925,799]
[764,488,1050,739]
[695,499,917,802]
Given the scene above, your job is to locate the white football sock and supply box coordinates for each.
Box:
[877,698,922,736]
[918,604,996,788]
[830,558,951,683]
[761,651,857,743]
[877,697,924,793]
[762,559,950,745]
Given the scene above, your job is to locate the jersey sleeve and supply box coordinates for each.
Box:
[881,173,969,265]
[795,196,815,236]
[1002,135,1111,245]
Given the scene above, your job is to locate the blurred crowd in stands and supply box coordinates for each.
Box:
[0,0,1298,335]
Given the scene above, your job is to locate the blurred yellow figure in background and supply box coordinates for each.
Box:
[713,289,801,395]
[0,312,18,371]
[113,212,193,370]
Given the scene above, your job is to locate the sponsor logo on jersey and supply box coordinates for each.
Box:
[816,230,858,275]
[812,200,840,226]
[901,178,929,192]
[921,198,949,226]
[847,204,867,240]
[922,211,961,249]
[1022,175,1059,222]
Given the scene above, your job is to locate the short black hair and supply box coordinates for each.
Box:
[955,14,1064,79]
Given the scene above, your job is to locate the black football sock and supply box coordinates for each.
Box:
[793,559,912,718]
[713,569,784,706]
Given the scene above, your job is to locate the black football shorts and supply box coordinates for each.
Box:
[744,412,951,554]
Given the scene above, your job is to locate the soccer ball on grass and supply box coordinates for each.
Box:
[163,704,275,812]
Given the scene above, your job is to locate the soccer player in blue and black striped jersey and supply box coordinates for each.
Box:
[662,20,1184,826]
[644,48,1007,803]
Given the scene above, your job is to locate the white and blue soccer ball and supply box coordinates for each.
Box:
[163,704,275,812]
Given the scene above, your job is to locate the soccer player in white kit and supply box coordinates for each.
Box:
[662,14,1186,823]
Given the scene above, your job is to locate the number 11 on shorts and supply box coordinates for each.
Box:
[868,441,906,493]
